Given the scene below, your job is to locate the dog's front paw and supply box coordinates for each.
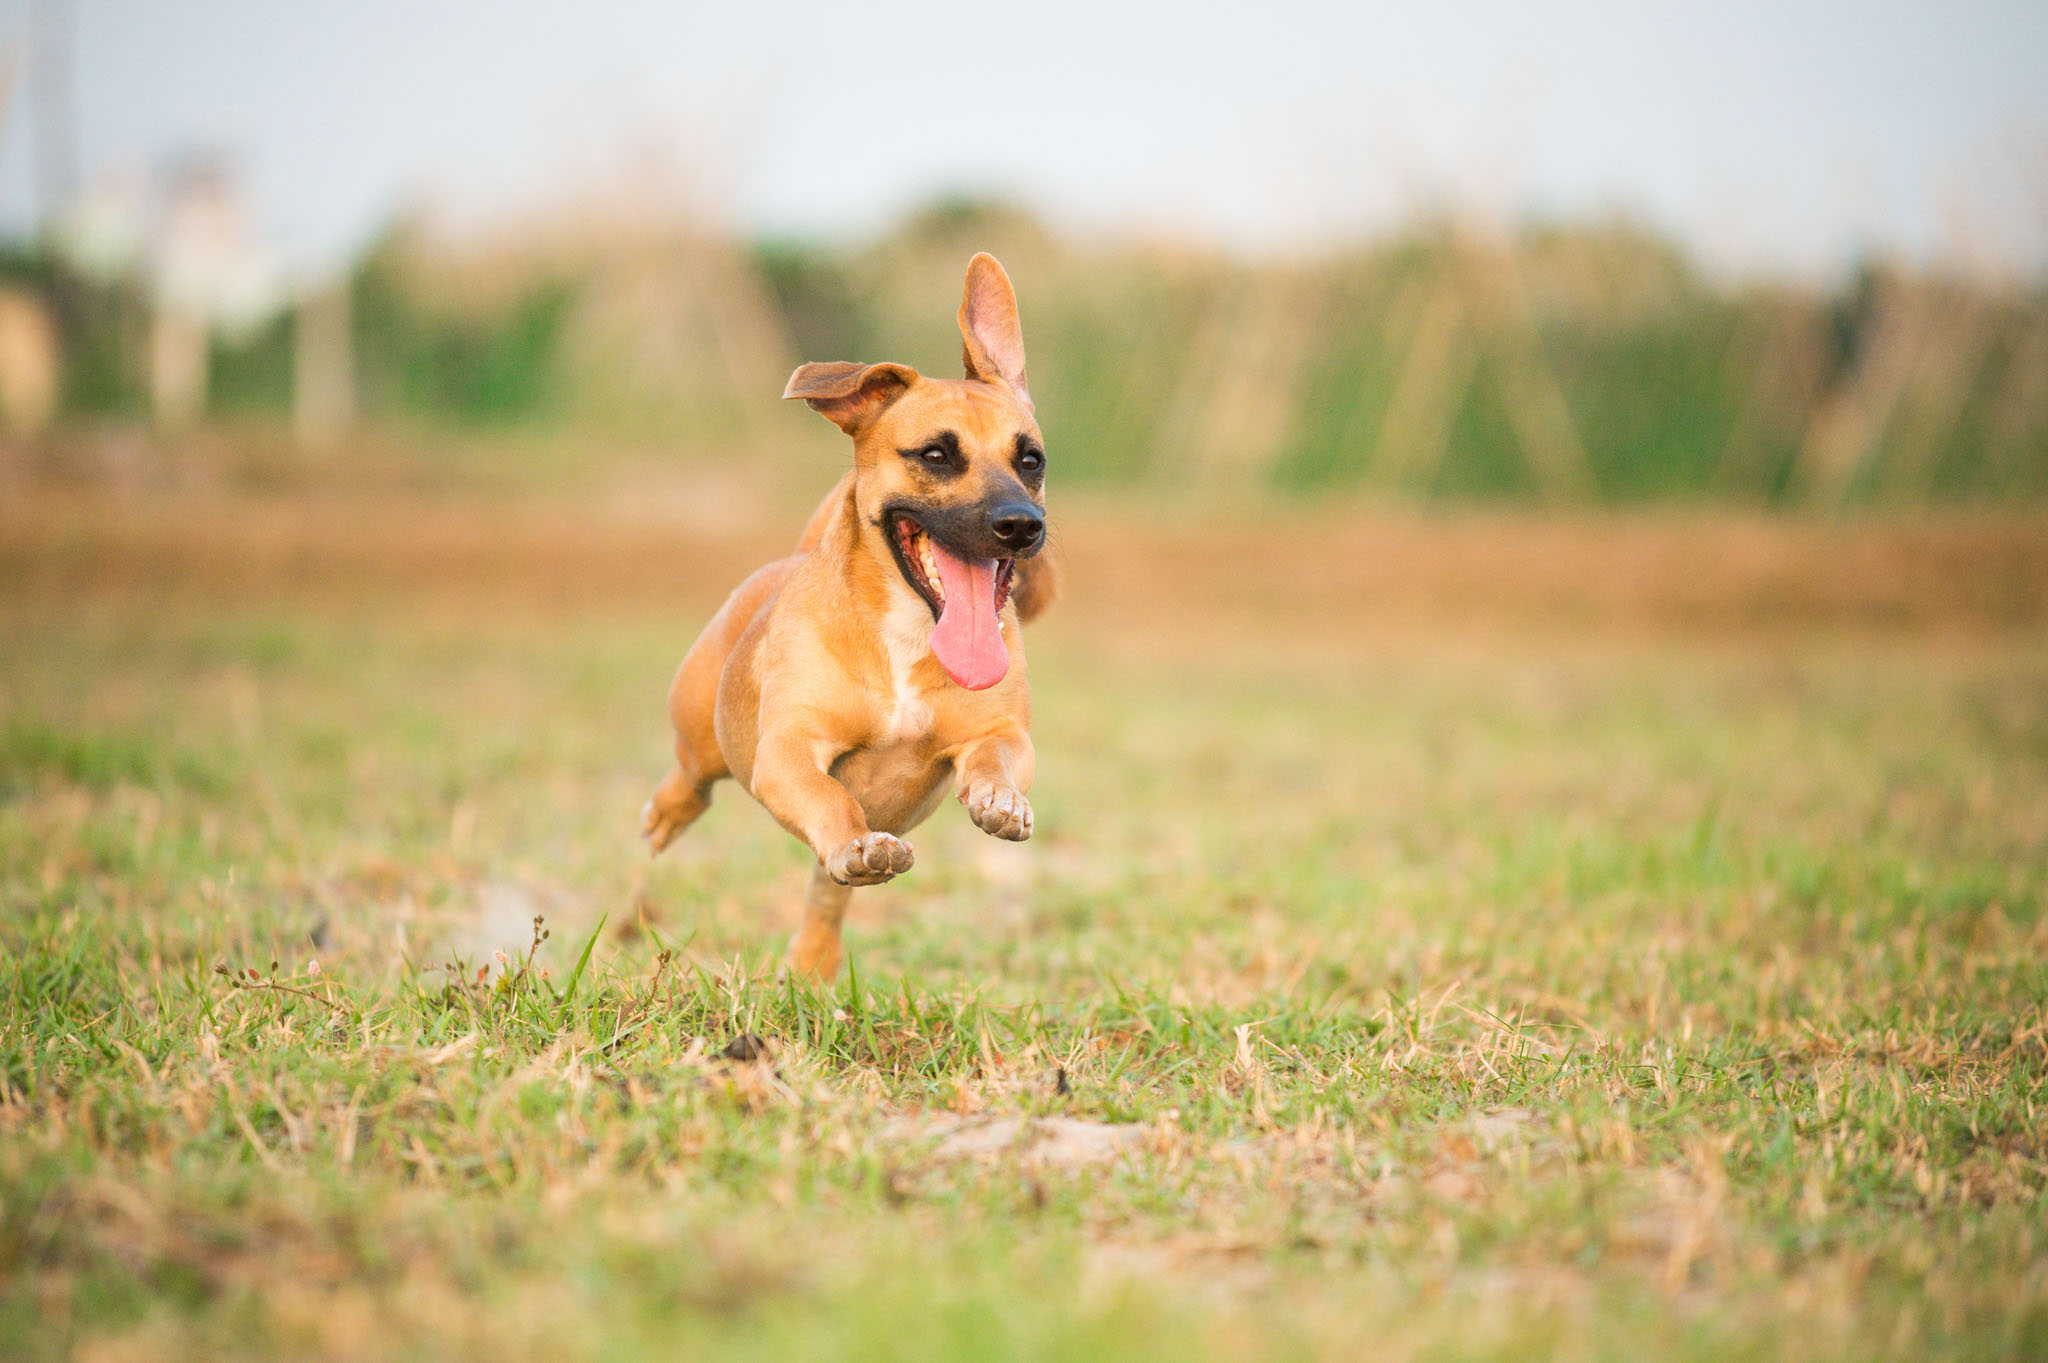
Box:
[825,832,914,886]
[961,782,1033,841]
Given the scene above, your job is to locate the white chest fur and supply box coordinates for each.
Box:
[877,581,937,741]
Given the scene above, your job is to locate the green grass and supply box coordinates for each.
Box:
[3,588,2046,1361]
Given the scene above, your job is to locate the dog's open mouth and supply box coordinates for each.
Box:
[890,514,1017,617]
[889,513,1016,691]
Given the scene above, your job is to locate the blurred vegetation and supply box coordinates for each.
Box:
[21,200,2048,505]
[349,228,576,426]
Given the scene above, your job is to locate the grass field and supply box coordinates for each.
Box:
[3,482,2047,1361]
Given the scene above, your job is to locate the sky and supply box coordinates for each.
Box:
[2,0,2044,280]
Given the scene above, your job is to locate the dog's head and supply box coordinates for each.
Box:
[783,253,1046,691]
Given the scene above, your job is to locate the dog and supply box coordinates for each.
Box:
[642,253,1057,980]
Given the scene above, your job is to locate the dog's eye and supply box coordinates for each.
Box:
[1018,450,1044,473]
[918,446,951,466]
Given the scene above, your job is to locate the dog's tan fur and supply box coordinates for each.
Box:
[642,254,1055,979]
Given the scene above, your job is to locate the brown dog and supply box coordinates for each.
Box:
[642,253,1056,979]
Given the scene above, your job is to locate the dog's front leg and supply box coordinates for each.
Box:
[752,732,915,886]
[953,725,1036,841]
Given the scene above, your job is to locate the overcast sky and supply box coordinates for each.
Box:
[3,0,2045,279]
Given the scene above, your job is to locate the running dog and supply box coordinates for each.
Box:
[642,253,1056,979]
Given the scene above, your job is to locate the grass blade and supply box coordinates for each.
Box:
[555,912,607,1029]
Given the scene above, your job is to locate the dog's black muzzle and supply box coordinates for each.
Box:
[884,497,1048,562]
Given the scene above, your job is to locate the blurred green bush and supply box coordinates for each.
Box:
[30,200,2048,506]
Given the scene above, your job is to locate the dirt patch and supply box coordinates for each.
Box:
[886,1113,1147,1168]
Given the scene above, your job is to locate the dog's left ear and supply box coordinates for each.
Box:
[783,360,919,435]
[958,253,1030,410]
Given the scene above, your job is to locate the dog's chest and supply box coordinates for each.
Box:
[875,589,938,744]
[825,589,952,832]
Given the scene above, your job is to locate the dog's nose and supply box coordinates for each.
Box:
[988,503,1044,552]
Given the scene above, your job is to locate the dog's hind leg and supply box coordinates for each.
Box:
[642,647,730,855]
[644,557,799,855]
[786,866,854,981]
[642,740,720,854]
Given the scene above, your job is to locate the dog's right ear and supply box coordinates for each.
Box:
[958,253,1030,409]
[783,361,919,435]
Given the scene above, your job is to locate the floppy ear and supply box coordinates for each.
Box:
[958,253,1029,409]
[782,361,919,435]
[1009,547,1061,623]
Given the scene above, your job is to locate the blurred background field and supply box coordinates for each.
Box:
[7,198,2048,507]
[3,3,2048,1361]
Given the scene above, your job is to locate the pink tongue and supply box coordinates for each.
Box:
[927,540,1009,690]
